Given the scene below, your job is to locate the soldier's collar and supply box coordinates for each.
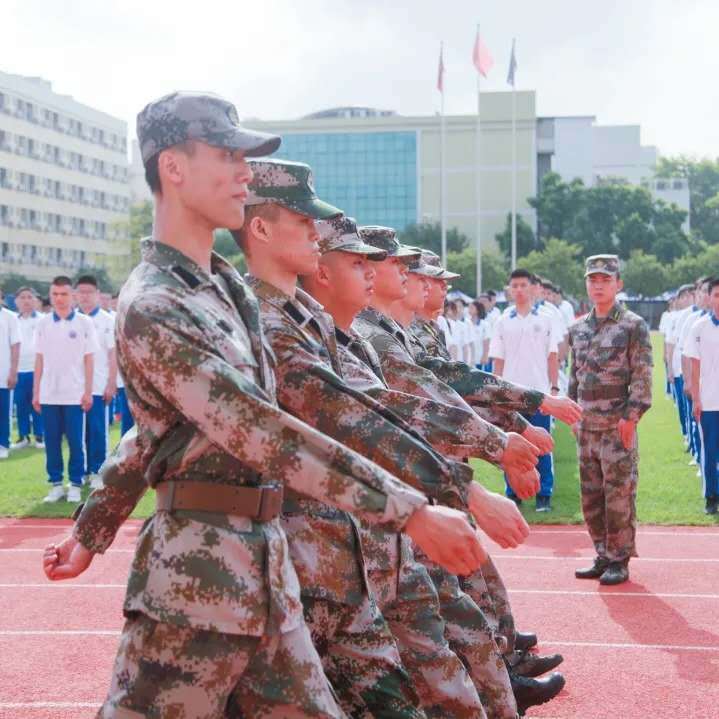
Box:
[143,239,221,292]
[588,302,624,325]
[334,326,353,347]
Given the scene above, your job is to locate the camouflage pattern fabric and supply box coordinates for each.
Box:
[136,91,280,163]
[73,241,429,638]
[245,160,342,220]
[100,614,343,719]
[317,215,387,258]
[568,302,653,430]
[584,253,620,277]
[353,308,507,466]
[410,318,452,362]
[357,226,421,259]
[301,595,426,719]
[569,301,652,562]
[576,426,640,562]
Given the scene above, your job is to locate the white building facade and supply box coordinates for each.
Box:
[0,72,131,282]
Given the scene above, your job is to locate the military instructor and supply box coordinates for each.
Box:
[569,255,653,586]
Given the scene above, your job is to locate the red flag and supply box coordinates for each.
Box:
[437,42,445,93]
[472,28,494,78]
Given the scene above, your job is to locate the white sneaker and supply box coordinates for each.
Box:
[0,446,8,459]
[43,485,66,502]
[66,485,82,502]
[34,440,45,449]
[10,439,29,450]
[689,458,697,466]
[88,474,103,490]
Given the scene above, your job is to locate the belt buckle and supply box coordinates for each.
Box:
[257,484,283,522]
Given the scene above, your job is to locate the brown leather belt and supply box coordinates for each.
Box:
[579,385,628,401]
[155,480,283,521]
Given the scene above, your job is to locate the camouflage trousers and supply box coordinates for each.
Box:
[302,595,426,719]
[367,549,486,718]
[417,556,518,719]
[459,557,515,657]
[99,612,343,719]
[577,425,639,563]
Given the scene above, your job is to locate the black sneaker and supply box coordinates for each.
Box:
[705,497,718,515]
[536,496,552,512]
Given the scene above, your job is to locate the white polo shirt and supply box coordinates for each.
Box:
[489,307,558,393]
[35,310,98,405]
[17,312,42,373]
[668,306,695,377]
[658,310,674,338]
[559,299,575,328]
[468,320,487,365]
[536,300,568,340]
[0,307,21,389]
[81,307,116,395]
[685,313,719,411]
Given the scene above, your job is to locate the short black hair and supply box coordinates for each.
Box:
[145,153,161,194]
[707,277,719,295]
[486,290,497,299]
[75,275,98,288]
[51,275,73,287]
[15,286,37,297]
[509,269,533,282]
[471,300,486,320]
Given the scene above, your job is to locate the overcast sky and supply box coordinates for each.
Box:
[2,0,717,158]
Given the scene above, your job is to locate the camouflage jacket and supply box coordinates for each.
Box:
[249,277,474,599]
[408,316,543,433]
[353,307,507,465]
[72,241,428,636]
[568,303,653,430]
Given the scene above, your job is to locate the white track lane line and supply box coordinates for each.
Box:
[507,589,719,599]
[0,702,102,709]
[0,548,133,553]
[0,583,125,588]
[0,630,118,635]
[542,640,719,652]
[494,555,719,563]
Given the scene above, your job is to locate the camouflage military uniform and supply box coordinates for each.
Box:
[569,257,653,563]
[76,237,445,718]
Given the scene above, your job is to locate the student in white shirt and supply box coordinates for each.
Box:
[658,298,675,397]
[11,287,44,449]
[0,289,21,459]
[490,269,560,511]
[32,276,97,503]
[467,300,489,367]
[437,300,460,360]
[75,275,117,488]
[686,277,719,514]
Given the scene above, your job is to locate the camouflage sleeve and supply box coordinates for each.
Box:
[266,326,473,509]
[567,331,578,402]
[120,297,427,532]
[472,405,531,434]
[72,427,146,553]
[372,343,508,466]
[625,317,653,423]
[416,357,544,415]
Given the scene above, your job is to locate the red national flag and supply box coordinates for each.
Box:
[437,43,445,93]
[472,29,494,78]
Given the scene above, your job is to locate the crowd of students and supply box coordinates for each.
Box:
[436,272,578,512]
[0,278,134,502]
[659,276,719,514]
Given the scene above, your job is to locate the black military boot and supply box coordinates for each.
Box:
[513,631,537,652]
[705,497,718,515]
[575,556,609,579]
[599,561,629,585]
[511,651,564,677]
[511,672,566,716]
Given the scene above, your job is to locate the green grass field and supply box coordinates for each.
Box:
[1,333,715,525]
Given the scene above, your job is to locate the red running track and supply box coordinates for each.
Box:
[0,519,717,719]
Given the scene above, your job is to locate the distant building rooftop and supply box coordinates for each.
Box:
[301,106,397,120]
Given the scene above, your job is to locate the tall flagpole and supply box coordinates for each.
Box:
[475,25,482,295]
[439,42,447,266]
[511,68,517,269]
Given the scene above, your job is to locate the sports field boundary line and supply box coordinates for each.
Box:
[0,702,102,709]
[494,555,719,563]
[544,639,719,652]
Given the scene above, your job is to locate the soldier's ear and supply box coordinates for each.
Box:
[616,277,624,292]
[315,261,332,288]
[158,148,185,189]
[247,215,271,246]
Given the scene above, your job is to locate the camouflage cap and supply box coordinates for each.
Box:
[584,254,620,278]
[316,215,387,259]
[136,92,281,165]
[419,249,460,280]
[404,247,444,277]
[246,159,341,220]
[357,226,421,261]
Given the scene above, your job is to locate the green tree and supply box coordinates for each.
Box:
[650,200,690,263]
[71,266,115,292]
[517,238,585,298]
[669,243,719,287]
[494,213,540,259]
[621,251,670,297]
[108,200,153,285]
[0,273,49,296]
[656,156,719,244]
[445,248,508,297]
[213,228,238,257]
[398,222,469,256]
[529,172,585,242]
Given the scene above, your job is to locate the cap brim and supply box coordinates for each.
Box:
[395,246,422,260]
[290,197,343,220]
[436,270,461,280]
[584,269,616,278]
[409,265,442,277]
[336,243,388,260]
[225,128,282,158]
